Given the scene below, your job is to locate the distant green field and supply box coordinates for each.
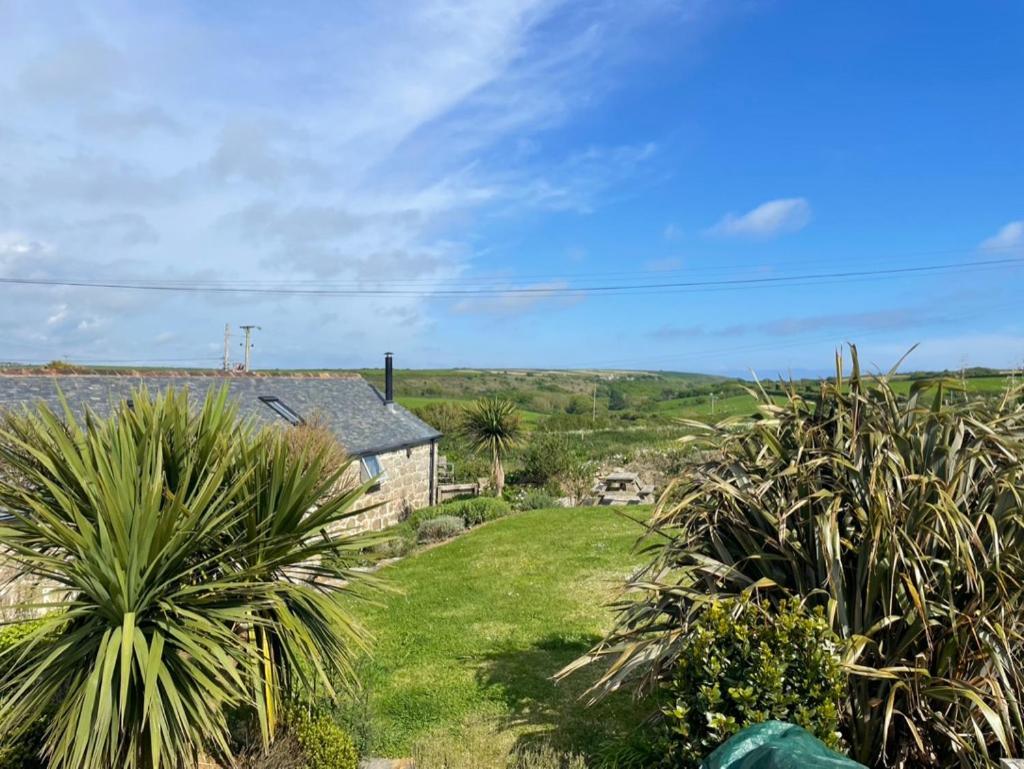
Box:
[13,362,1014,442]
[654,392,760,420]
[397,395,545,425]
[393,372,1017,432]
[888,375,1014,396]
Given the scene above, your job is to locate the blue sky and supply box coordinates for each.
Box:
[1,1,1022,376]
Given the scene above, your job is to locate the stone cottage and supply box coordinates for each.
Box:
[0,354,441,533]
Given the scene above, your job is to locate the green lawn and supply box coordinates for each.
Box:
[346,507,653,759]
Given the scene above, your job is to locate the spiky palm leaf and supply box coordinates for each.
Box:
[562,347,1024,769]
[461,398,521,496]
[0,386,378,769]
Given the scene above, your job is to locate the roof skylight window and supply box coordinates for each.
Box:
[258,396,304,426]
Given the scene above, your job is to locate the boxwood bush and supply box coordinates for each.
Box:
[657,598,845,767]
[290,710,359,769]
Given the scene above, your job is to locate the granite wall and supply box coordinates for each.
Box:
[336,439,438,532]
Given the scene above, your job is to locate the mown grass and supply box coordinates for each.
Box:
[346,507,653,759]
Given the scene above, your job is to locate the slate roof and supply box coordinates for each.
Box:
[0,375,441,456]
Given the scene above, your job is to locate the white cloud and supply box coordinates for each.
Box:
[980,220,1024,251]
[709,197,811,238]
[46,304,69,326]
[0,231,54,257]
[0,0,703,365]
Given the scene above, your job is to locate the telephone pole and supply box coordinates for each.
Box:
[222,324,231,372]
[239,325,260,373]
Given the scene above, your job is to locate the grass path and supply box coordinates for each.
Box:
[347,507,653,759]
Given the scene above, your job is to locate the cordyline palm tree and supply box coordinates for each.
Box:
[0,386,380,769]
[461,398,521,497]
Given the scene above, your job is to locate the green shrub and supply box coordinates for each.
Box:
[0,621,43,659]
[417,514,466,543]
[513,487,557,510]
[0,736,45,769]
[0,621,47,769]
[445,496,511,526]
[517,432,575,485]
[290,710,359,769]
[407,497,510,531]
[657,598,845,767]
[404,504,445,529]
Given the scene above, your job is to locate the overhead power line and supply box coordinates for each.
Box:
[10,242,1017,290]
[0,256,1021,298]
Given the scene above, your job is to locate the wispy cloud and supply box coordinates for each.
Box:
[451,281,584,316]
[0,0,696,364]
[980,220,1024,251]
[709,197,811,238]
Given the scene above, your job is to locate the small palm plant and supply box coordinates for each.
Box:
[461,398,521,497]
[0,386,378,769]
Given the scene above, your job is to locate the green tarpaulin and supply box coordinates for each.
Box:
[699,721,867,769]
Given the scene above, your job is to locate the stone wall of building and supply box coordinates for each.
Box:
[336,439,438,533]
[0,563,57,622]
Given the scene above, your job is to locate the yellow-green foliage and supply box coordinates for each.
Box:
[0,622,46,769]
[659,599,845,767]
[0,621,43,657]
[290,711,359,769]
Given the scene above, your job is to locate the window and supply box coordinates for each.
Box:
[360,454,387,486]
[258,396,304,426]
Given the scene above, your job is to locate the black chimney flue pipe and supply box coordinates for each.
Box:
[384,352,394,404]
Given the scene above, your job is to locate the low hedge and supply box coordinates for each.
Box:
[412,497,511,529]
[443,497,511,526]
[417,515,466,543]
